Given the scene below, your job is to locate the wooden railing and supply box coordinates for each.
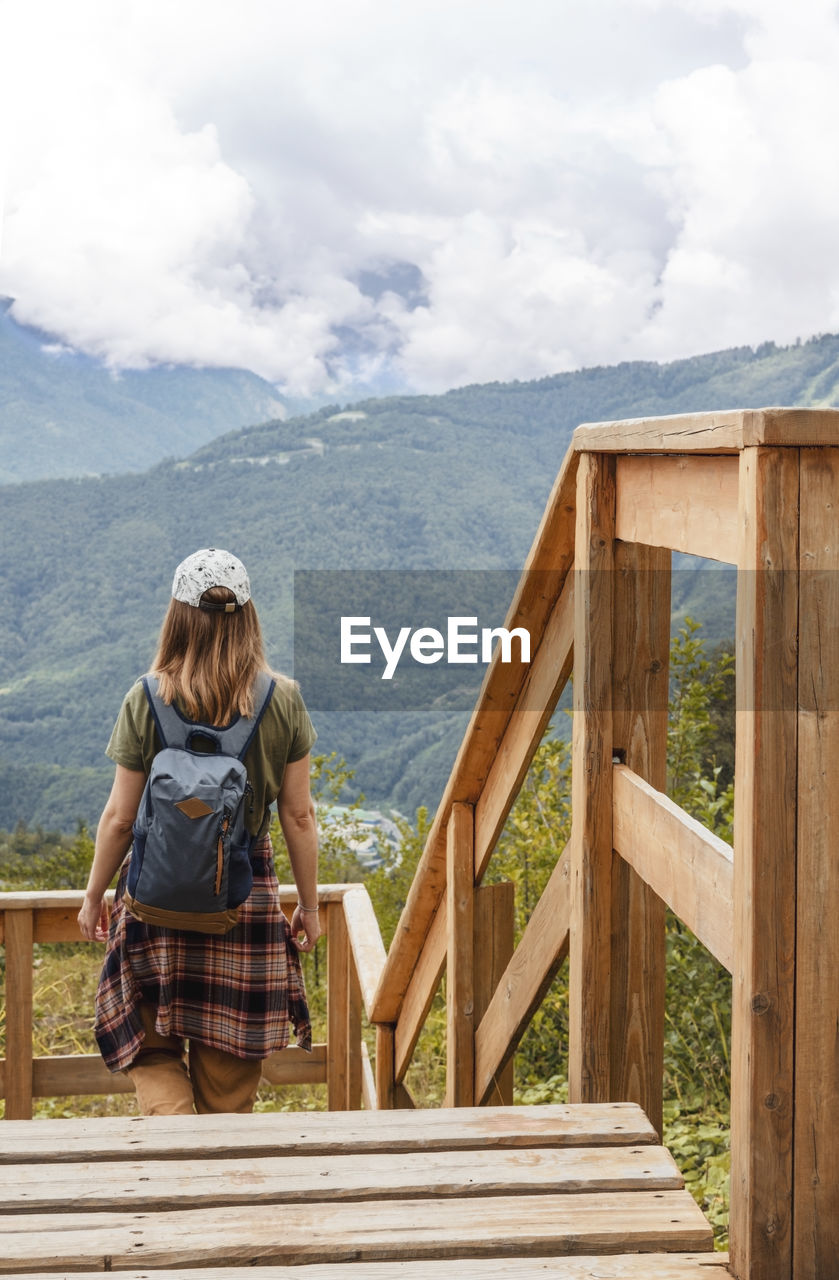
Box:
[369,408,839,1280]
[0,883,388,1119]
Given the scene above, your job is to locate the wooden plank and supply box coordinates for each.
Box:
[360,1041,376,1110]
[574,406,839,453]
[569,451,615,1104]
[0,885,353,911]
[0,1258,732,1280]
[327,902,351,1110]
[370,448,580,1026]
[0,1145,686,1211]
[474,849,571,1106]
[4,910,33,1120]
[609,540,669,1138]
[474,575,574,880]
[794,446,839,1277]
[446,802,475,1107]
[615,455,739,563]
[394,894,447,1082]
[473,882,515,1105]
[342,886,387,1019]
[612,768,734,973]
[0,1191,713,1269]
[729,446,798,1280]
[261,1045,327,1088]
[0,1103,660,1163]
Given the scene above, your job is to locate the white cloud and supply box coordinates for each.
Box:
[1,0,838,397]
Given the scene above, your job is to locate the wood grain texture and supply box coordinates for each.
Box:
[794,447,839,1277]
[0,1259,730,1280]
[342,886,388,1019]
[574,406,839,453]
[0,1104,660,1164]
[370,449,580,1025]
[474,849,571,1106]
[327,902,351,1111]
[609,540,670,1137]
[569,452,615,1104]
[473,882,515,1105]
[474,575,574,881]
[615,455,739,563]
[612,768,734,973]
[446,803,475,1107]
[4,910,33,1120]
[0,1191,712,1270]
[0,1145,685,1211]
[394,893,447,1081]
[729,447,798,1280]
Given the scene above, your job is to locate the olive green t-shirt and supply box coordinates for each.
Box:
[105,674,317,838]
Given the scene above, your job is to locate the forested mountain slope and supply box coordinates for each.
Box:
[2,333,837,830]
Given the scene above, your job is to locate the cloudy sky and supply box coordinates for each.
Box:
[2,0,839,400]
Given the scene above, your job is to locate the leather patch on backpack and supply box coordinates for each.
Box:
[175,797,214,819]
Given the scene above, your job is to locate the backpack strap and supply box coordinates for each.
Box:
[142,671,276,758]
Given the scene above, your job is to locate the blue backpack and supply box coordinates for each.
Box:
[125,672,276,934]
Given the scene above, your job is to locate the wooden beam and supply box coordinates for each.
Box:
[473,882,515,1105]
[370,448,579,1026]
[446,803,475,1107]
[612,768,734,973]
[4,909,34,1120]
[474,575,574,882]
[729,447,798,1280]
[794,447,839,1278]
[569,451,615,1104]
[327,901,351,1111]
[609,540,670,1137]
[574,406,839,453]
[394,896,447,1082]
[474,849,571,1105]
[615,455,739,564]
[342,887,387,1020]
[347,958,363,1111]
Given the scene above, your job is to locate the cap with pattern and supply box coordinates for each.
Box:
[171,548,251,610]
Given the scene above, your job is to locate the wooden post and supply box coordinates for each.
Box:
[569,451,615,1103]
[347,950,363,1111]
[4,909,34,1120]
[609,540,670,1137]
[445,802,475,1107]
[375,1024,396,1109]
[473,881,515,1105]
[327,901,350,1110]
[729,447,798,1280]
[795,447,839,1276]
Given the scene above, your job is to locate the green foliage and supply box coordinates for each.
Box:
[668,618,735,839]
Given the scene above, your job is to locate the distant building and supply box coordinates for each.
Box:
[320,804,402,869]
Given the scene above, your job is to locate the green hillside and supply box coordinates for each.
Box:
[0,301,286,484]
[2,333,838,831]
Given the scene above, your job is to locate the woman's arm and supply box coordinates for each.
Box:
[77,765,146,941]
[277,754,321,952]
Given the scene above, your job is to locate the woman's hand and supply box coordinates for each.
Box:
[78,895,110,942]
[290,903,322,953]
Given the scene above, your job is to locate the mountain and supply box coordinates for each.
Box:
[2,332,839,832]
[0,300,287,484]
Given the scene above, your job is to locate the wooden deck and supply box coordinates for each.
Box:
[0,1104,728,1276]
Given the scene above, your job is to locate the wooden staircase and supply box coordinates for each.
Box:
[0,1105,727,1276]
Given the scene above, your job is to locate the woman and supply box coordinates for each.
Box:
[78,548,320,1116]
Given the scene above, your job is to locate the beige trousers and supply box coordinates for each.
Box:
[127,1002,263,1115]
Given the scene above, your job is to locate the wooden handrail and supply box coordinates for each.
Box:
[0,882,382,1118]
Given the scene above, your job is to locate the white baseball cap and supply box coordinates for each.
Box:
[171,548,251,610]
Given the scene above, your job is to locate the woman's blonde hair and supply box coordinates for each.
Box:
[151,585,268,724]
